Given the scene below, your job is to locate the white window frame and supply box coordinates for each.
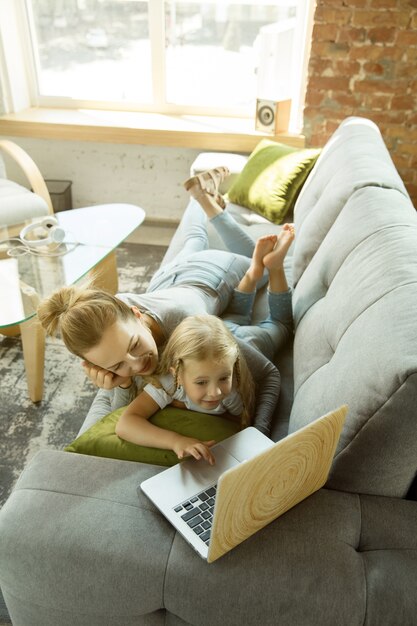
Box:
[0,0,314,131]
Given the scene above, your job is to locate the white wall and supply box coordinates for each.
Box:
[3,136,203,223]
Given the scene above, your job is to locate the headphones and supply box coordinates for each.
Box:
[20,216,67,249]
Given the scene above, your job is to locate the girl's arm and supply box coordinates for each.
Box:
[236,338,280,437]
[115,390,216,464]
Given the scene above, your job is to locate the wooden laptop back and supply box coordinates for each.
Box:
[208,405,347,563]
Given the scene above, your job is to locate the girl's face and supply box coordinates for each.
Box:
[84,307,158,378]
[175,355,235,410]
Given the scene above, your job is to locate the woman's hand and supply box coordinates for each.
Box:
[81,361,132,390]
[173,436,216,465]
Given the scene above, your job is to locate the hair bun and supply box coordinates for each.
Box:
[37,285,76,337]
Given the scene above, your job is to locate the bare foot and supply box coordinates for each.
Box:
[248,234,277,282]
[235,234,277,293]
[263,224,295,271]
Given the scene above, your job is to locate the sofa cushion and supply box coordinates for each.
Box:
[164,489,417,626]
[292,116,410,287]
[226,139,320,224]
[65,406,240,465]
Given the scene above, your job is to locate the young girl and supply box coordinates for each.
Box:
[115,227,295,464]
[37,167,292,438]
[115,314,255,466]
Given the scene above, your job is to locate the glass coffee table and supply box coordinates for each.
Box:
[0,203,145,402]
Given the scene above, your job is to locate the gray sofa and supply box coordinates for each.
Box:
[1,117,417,626]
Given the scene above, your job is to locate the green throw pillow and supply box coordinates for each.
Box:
[227,139,321,224]
[65,406,240,466]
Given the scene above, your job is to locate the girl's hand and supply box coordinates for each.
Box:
[173,436,216,465]
[81,361,132,390]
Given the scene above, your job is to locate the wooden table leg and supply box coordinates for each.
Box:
[90,250,119,294]
[18,282,45,402]
[20,316,45,403]
[1,282,45,402]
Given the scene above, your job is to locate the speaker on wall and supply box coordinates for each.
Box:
[255,98,292,134]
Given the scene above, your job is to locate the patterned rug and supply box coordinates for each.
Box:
[0,242,167,623]
[0,242,167,509]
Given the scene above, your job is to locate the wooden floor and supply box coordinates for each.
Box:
[127,221,177,247]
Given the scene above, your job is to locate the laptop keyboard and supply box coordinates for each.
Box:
[173,485,217,546]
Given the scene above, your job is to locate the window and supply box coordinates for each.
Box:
[0,0,314,132]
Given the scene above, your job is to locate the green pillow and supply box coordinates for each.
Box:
[65,406,240,466]
[227,139,321,224]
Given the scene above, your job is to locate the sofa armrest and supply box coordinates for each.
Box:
[0,450,173,625]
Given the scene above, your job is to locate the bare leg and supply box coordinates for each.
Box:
[193,194,224,219]
[183,166,262,260]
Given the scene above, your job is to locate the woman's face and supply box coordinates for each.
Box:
[83,307,158,378]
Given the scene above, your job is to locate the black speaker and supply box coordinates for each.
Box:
[255,99,292,134]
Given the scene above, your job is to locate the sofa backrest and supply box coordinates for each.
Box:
[290,117,417,498]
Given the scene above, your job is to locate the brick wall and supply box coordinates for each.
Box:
[303,0,417,206]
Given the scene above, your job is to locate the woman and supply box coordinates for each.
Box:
[38,168,293,436]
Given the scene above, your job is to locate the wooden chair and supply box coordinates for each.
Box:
[0,139,54,236]
[0,140,54,389]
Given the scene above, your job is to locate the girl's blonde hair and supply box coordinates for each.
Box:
[157,314,255,428]
[37,282,136,357]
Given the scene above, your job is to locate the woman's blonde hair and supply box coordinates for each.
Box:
[37,282,136,357]
[157,314,255,428]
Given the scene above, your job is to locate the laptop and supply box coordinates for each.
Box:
[140,405,347,563]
